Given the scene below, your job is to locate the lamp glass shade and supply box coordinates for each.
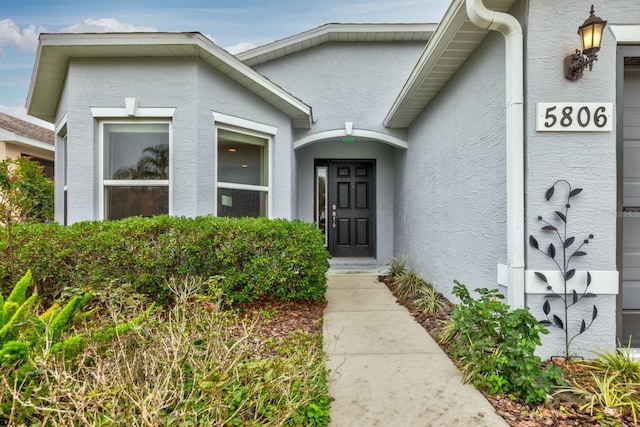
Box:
[578,7,607,55]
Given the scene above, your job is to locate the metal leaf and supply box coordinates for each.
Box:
[555,211,567,223]
[592,305,598,321]
[569,188,583,198]
[573,289,578,305]
[579,319,586,334]
[553,314,564,330]
[548,244,556,259]
[542,225,557,231]
[584,293,598,298]
[566,269,576,280]
[540,320,552,326]
[564,237,575,248]
[546,186,555,201]
[543,300,551,315]
[535,272,548,283]
[573,251,587,257]
[587,271,592,286]
[545,294,562,299]
[529,235,539,250]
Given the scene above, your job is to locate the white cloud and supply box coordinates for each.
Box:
[0,105,54,130]
[0,19,45,56]
[224,41,257,55]
[60,18,157,33]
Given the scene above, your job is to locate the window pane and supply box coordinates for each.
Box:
[105,123,169,180]
[218,130,267,186]
[217,188,266,218]
[105,186,168,220]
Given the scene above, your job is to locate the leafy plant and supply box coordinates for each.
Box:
[385,255,408,279]
[529,180,597,360]
[394,270,426,299]
[556,371,640,423]
[0,157,54,281]
[588,343,640,383]
[413,284,449,315]
[442,280,564,404]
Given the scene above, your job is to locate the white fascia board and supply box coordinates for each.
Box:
[384,0,468,128]
[0,129,54,152]
[610,25,640,43]
[237,23,437,65]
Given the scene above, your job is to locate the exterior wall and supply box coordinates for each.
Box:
[524,0,640,358]
[296,140,396,263]
[254,41,424,263]
[61,57,293,223]
[252,41,424,142]
[195,60,295,219]
[396,29,508,300]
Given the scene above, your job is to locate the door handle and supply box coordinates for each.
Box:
[332,204,337,228]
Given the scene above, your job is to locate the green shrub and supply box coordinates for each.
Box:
[413,283,449,315]
[385,255,408,279]
[0,216,330,304]
[393,270,426,299]
[441,280,564,404]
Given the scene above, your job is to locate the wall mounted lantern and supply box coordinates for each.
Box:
[564,5,607,81]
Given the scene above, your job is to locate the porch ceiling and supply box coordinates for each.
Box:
[384,0,518,129]
[26,32,312,129]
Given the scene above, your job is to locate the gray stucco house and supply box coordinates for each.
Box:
[25,0,640,358]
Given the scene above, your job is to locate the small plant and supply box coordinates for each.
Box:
[413,284,448,315]
[442,280,564,404]
[529,180,597,360]
[385,255,408,279]
[393,270,426,299]
[556,371,640,423]
[588,343,640,383]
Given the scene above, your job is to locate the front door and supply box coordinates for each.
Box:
[316,160,376,258]
[621,63,640,346]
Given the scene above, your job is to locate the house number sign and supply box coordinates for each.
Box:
[536,102,612,132]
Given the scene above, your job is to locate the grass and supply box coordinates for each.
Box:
[1,276,330,426]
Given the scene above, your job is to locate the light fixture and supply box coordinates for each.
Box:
[227,148,237,153]
[564,5,607,81]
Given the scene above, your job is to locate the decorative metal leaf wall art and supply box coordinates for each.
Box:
[529,180,597,360]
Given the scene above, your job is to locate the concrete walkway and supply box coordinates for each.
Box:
[323,274,508,427]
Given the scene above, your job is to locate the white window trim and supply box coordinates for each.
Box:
[98,119,173,220]
[91,98,176,119]
[213,111,277,218]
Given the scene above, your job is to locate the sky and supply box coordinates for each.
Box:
[0,0,450,129]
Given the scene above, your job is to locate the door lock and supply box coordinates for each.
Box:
[332,204,337,228]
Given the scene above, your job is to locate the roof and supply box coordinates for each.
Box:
[384,0,518,128]
[237,23,437,67]
[26,32,313,129]
[0,112,54,151]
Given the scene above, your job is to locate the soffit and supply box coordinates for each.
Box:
[384,0,518,129]
[26,32,312,128]
[237,23,437,67]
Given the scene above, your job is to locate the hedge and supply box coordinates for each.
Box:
[0,216,330,304]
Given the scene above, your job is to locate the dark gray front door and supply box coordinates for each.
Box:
[328,160,375,258]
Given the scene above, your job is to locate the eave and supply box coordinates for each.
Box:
[384,0,518,129]
[237,23,437,67]
[26,32,313,129]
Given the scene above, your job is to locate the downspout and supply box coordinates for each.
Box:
[466,0,525,309]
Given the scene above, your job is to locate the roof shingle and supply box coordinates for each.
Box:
[0,112,54,145]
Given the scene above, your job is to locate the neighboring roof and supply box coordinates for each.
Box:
[26,32,313,129]
[384,0,518,129]
[237,23,437,67]
[0,112,54,152]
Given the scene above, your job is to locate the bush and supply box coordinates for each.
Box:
[0,216,330,304]
[441,280,564,404]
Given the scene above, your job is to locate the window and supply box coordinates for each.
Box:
[101,122,170,220]
[217,128,269,217]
